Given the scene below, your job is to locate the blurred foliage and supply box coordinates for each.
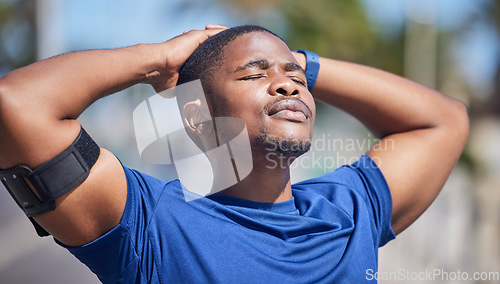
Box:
[0,0,36,76]
[221,0,500,112]
[220,0,408,127]
[280,1,373,61]
[221,0,405,75]
[221,0,500,173]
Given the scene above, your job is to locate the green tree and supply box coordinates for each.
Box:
[221,0,405,75]
[0,0,36,76]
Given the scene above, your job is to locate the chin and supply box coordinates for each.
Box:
[253,131,312,158]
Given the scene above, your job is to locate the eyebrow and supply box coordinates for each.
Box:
[234,60,269,72]
[283,62,305,75]
[233,59,305,76]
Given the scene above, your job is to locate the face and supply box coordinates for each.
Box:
[209,32,316,159]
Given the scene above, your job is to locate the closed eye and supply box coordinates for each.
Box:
[239,74,266,80]
[290,77,306,87]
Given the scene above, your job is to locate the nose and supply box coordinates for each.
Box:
[268,73,300,97]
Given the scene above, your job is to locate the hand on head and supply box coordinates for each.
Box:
[151,25,229,92]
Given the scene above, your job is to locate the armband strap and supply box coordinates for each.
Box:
[0,127,100,236]
[295,49,320,92]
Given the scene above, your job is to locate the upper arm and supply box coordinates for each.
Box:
[34,146,127,247]
[0,117,128,247]
[367,99,469,235]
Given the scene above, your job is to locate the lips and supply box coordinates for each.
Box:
[266,98,312,122]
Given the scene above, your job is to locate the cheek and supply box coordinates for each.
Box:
[215,83,267,117]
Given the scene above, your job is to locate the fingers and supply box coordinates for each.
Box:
[154,26,229,91]
[179,28,227,46]
[203,27,227,37]
[181,28,226,41]
[291,51,306,69]
[182,24,228,35]
[205,24,229,30]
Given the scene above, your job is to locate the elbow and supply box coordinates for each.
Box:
[0,79,13,120]
[0,75,28,112]
[0,79,5,102]
[0,77,12,109]
[0,79,25,127]
[453,100,470,139]
[443,99,470,149]
[0,80,7,118]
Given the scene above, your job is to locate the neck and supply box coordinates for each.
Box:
[217,149,294,203]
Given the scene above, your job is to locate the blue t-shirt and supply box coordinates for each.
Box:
[59,155,395,283]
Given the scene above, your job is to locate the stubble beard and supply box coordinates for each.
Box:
[253,127,312,164]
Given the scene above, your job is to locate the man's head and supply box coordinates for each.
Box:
[177,25,316,164]
[177,25,280,90]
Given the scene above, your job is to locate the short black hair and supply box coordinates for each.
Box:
[177,25,281,89]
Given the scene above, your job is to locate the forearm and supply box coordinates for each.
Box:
[0,43,163,168]
[0,44,162,120]
[312,57,463,138]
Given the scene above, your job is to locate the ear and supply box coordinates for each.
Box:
[183,99,213,135]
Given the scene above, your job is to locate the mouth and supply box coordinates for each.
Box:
[265,98,312,123]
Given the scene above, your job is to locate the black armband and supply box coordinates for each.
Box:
[0,127,100,236]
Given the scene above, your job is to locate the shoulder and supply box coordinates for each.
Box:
[293,155,387,195]
[292,155,395,246]
[121,166,184,211]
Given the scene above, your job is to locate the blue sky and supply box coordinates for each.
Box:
[63,0,239,49]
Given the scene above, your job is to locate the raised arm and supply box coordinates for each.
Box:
[0,26,225,246]
[294,54,469,235]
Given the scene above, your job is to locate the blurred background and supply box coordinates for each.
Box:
[0,0,498,283]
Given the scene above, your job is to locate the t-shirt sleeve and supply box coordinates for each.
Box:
[294,154,395,247]
[56,165,166,283]
[348,155,396,246]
